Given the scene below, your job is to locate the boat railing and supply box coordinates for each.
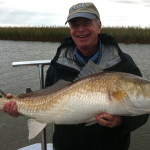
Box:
[12,60,53,150]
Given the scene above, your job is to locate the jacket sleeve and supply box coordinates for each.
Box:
[120,53,149,134]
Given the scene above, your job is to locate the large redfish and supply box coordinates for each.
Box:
[0,62,150,140]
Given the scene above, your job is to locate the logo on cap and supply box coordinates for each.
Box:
[69,3,88,12]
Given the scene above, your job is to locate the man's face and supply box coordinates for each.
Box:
[69,17,101,51]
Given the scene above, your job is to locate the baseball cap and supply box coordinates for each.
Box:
[65,2,100,24]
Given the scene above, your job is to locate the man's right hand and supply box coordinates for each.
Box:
[3,94,20,117]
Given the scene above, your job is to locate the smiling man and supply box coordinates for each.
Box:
[69,17,101,56]
[3,2,149,150]
[45,2,148,150]
[67,2,102,58]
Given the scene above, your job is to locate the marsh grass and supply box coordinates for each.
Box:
[101,27,150,44]
[0,26,70,42]
[0,26,150,43]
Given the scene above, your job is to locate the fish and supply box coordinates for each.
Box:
[0,62,150,140]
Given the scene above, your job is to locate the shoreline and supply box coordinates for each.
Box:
[0,26,150,44]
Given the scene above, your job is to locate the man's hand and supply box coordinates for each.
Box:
[3,93,20,117]
[96,113,122,128]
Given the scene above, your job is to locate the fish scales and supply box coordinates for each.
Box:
[0,70,150,140]
[0,72,150,119]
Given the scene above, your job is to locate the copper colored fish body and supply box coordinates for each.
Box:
[0,62,150,140]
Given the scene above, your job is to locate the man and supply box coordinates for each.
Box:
[3,2,149,150]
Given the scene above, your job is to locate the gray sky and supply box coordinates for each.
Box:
[0,0,150,27]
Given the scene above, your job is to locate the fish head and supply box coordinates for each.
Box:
[115,74,150,113]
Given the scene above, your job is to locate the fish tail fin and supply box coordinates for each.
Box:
[0,90,7,97]
[0,90,8,110]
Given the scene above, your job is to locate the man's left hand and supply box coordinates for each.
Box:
[96,113,122,128]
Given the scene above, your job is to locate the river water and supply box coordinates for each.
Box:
[0,40,150,150]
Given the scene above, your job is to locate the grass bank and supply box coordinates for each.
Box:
[0,26,150,44]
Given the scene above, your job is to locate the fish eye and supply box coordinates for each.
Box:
[0,95,2,98]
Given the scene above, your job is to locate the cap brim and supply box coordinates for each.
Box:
[65,12,96,24]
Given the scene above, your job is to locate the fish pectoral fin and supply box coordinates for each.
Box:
[85,117,97,126]
[27,119,47,140]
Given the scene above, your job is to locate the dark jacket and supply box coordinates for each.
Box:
[45,34,149,150]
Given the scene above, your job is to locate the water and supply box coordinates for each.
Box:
[0,40,150,150]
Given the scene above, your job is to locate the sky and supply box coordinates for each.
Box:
[0,0,150,28]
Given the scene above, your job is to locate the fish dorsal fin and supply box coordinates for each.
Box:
[28,119,47,140]
[75,61,103,81]
[18,80,71,98]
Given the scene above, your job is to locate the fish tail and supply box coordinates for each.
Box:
[0,90,7,97]
[0,90,8,110]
